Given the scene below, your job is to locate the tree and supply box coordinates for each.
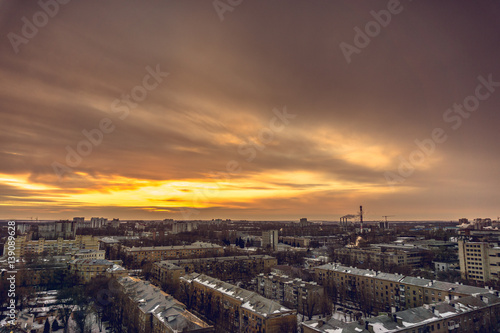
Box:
[55,285,86,333]
[44,318,51,333]
[52,319,60,332]
[176,282,194,309]
[320,292,333,317]
[141,261,153,280]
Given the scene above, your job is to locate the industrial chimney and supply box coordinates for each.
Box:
[360,205,363,233]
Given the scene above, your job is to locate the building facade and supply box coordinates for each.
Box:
[125,242,224,264]
[72,249,106,260]
[5,235,99,258]
[181,273,297,333]
[262,230,279,250]
[117,276,213,333]
[256,272,324,316]
[280,236,311,248]
[303,293,500,333]
[334,244,426,268]
[314,263,492,314]
[457,237,500,282]
[69,259,127,283]
[152,255,277,286]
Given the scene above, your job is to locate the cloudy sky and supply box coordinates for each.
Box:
[1,1,499,221]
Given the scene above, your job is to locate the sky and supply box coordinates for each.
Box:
[1,1,499,221]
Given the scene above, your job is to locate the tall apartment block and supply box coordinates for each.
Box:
[262,230,279,250]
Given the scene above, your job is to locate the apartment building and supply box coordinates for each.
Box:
[72,249,106,260]
[90,217,108,228]
[125,242,224,264]
[151,261,185,287]
[36,220,78,239]
[152,255,277,286]
[262,230,279,250]
[171,221,198,234]
[314,263,491,313]
[334,244,425,268]
[457,237,500,282]
[256,272,324,316]
[303,293,500,333]
[5,235,99,258]
[180,273,297,333]
[69,259,127,283]
[117,276,213,333]
[280,236,311,248]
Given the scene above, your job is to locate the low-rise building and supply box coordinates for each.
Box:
[280,236,311,248]
[181,273,297,333]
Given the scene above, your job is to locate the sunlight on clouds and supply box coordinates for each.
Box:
[0,170,411,211]
[0,174,57,191]
[311,128,399,170]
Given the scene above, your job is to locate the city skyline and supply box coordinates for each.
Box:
[1,1,500,221]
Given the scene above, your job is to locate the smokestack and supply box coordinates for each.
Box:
[360,205,363,233]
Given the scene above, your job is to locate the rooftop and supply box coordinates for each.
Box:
[117,276,211,331]
[182,273,295,317]
[316,263,493,294]
[303,293,500,332]
[160,254,275,265]
[127,241,222,252]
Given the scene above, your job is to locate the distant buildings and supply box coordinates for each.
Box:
[125,241,224,264]
[280,236,310,248]
[90,217,108,228]
[180,273,297,333]
[5,235,99,258]
[36,220,77,239]
[262,230,279,250]
[172,221,198,234]
[117,276,213,333]
[298,218,311,227]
